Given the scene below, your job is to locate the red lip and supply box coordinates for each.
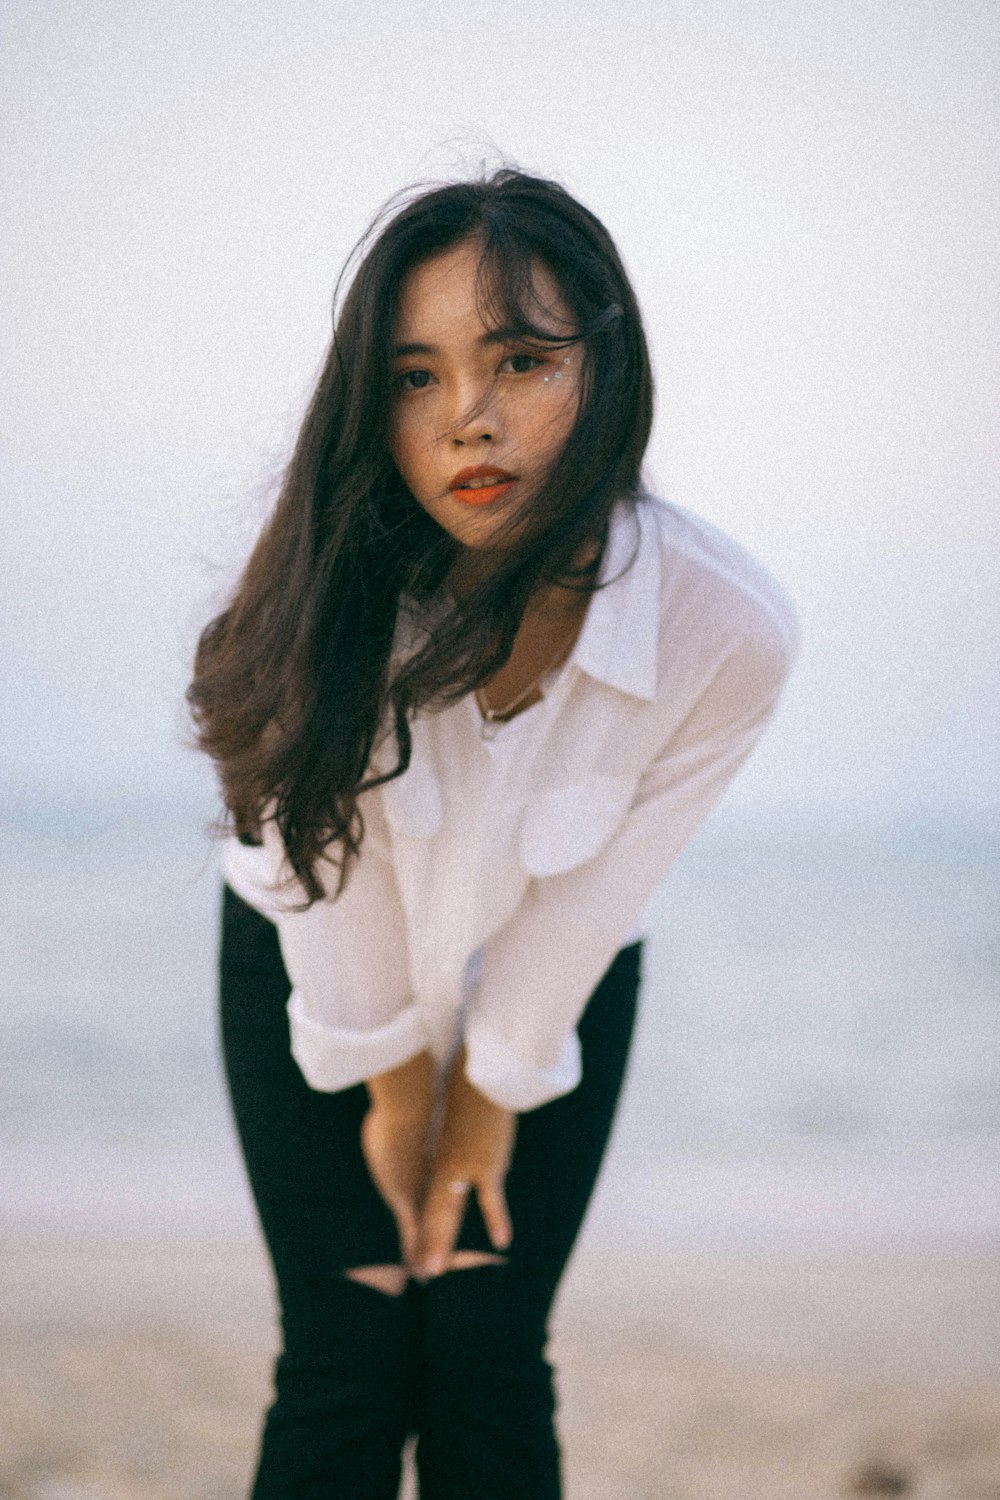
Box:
[449,464,517,507]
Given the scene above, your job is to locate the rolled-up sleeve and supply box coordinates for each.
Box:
[223,806,426,1093]
[464,613,798,1111]
[279,835,427,1090]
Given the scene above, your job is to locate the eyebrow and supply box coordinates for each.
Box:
[392,327,559,358]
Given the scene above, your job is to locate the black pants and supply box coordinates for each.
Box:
[219,884,641,1500]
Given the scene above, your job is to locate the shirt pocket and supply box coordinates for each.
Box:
[519,775,638,878]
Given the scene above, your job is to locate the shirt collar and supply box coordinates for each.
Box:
[570,494,661,702]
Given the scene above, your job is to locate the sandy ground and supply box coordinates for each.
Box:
[1,1233,998,1500]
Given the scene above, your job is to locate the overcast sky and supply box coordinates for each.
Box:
[1,0,997,829]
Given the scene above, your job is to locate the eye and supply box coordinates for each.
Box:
[501,352,544,375]
[394,368,433,392]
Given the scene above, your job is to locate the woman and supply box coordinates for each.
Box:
[188,167,797,1498]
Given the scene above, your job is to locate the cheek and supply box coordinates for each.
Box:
[517,385,579,458]
[388,409,427,482]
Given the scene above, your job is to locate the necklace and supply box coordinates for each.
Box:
[474,643,569,742]
[473,580,592,742]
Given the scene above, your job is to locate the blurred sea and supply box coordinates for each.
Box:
[2,799,997,1254]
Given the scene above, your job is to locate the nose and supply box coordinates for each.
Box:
[448,380,500,447]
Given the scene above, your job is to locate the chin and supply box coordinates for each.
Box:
[431,502,506,550]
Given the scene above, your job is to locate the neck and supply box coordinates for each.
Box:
[447,532,603,609]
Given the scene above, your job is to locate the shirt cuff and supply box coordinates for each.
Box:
[463,1022,582,1112]
[287,990,428,1093]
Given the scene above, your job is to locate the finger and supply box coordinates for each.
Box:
[476,1176,513,1251]
[368,1170,419,1260]
[416,1179,469,1279]
[393,1197,421,1271]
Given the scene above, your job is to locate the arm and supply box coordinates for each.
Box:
[230,798,441,1258]
[248,794,428,1092]
[464,620,797,1112]
[412,615,795,1274]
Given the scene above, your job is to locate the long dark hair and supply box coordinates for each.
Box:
[188,168,653,902]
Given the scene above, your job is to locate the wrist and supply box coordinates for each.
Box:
[366,1050,436,1121]
[439,1048,515,1140]
[445,1046,505,1111]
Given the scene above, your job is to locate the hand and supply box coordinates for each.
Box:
[362,1053,436,1267]
[415,1051,516,1279]
[360,1104,431,1268]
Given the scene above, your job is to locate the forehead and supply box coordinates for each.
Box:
[392,237,575,341]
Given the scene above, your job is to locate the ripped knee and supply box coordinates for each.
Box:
[343,1264,408,1296]
[344,1251,508,1295]
[444,1251,507,1272]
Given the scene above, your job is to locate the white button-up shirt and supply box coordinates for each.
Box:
[223,492,798,1111]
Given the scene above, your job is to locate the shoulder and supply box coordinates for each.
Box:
[636,491,800,695]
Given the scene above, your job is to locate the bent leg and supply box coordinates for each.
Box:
[415,942,643,1500]
[418,1264,561,1500]
[219,885,415,1500]
[253,1276,417,1500]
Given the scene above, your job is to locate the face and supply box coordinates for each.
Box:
[388,237,582,554]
